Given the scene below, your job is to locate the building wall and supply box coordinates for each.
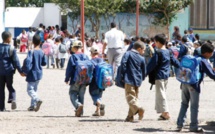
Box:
[44,3,61,27]
[67,10,190,39]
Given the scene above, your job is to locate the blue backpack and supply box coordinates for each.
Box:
[22,51,33,75]
[73,59,94,85]
[95,62,114,90]
[176,55,202,84]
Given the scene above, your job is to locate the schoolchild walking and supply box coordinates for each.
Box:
[120,41,146,122]
[65,40,91,117]
[0,31,23,111]
[176,42,215,132]
[23,34,47,111]
[89,45,105,116]
[147,34,180,120]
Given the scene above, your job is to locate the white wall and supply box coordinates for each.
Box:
[5,7,44,28]
[0,0,5,42]
[44,3,61,27]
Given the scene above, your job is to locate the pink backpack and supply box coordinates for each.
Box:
[21,34,28,42]
[42,41,53,56]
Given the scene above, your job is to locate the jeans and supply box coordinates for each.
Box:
[46,55,54,68]
[0,74,16,110]
[69,84,86,109]
[27,81,40,107]
[177,84,199,130]
[55,58,60,69]
[60,58,65,68]
[89,88,103,106]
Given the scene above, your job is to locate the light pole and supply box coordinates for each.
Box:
[81,0,85,52]
[136,0,140,36]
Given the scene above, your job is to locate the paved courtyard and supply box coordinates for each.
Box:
[1,53,215,134]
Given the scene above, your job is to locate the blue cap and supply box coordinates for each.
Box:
[188,28,193,31]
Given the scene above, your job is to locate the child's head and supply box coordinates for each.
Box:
[195,34,200,41]
[193,41,201,49]
[167,42,172,48]
[154,34,166,48]
[133,41,145,55]
[124,39,131,46]
[55,37,60,44]
[72,40,83,53]
[145,38,150,45]
[2,31,12,44]
[188,28,193,34]
[33,34,41,47]
[182,36,188,43]
[184,30,188,35]
[48,34,53,39]
[90,45,100,57]
[201,42,214,59]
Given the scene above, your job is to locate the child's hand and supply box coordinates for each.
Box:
[20,73,26,77]
[213,68,215,71]
[65,82,69,85]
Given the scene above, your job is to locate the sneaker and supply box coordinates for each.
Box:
[52,64,55,69]
[92,111,100,116]
[100,104,105,116]
[34,100,43,112]
[176,126,183,132]
[125,116,134,122]
[75,105,83,117]
[11,101,17,110]
[138,107,145,120]
[28,106,35,111]
[190,127,205,133]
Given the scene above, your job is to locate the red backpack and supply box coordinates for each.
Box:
[21,34,28,42]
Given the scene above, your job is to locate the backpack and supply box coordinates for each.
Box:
[170,47,179,58]
[95,62,114,90]
[175,55,202,84]
[36,31,44,42]
[74,59,94,85]
[42,41,53,56]
[59,43,67,53]
[115,64,125,88]
[184,43,194,55]
[145,44,153,57]
[21,34,28,42]
[22,51,33,75]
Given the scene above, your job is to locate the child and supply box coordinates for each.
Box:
[120,41,146,122]
[193,41,202,56]
[25,34,47,111]
[177,42,215,132]
[65,40,89,117]
[53,37,60,69]
[144,38,155,65]
[89,45,105,116]
[0,31,23,111]
[147,34,180,120]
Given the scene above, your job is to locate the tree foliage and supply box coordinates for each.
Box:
[55,0,124,38]
[5,0,54,7]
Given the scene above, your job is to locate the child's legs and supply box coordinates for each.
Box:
[0,75,6,110]
[125,84,140,117]
[155,80,169,113]
[177,84,190,127]
[55,58,60,68]
[69,85,83,109]
[60,58,65,68]
[5,74,16,103]
[189,86,200,130]
[27,81,40,107]
[78,85,86,105]
[46,55,50,68]
[51,55,55,65]
[90,88,103,106]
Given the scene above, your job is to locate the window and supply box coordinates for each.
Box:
[190,0,215,30]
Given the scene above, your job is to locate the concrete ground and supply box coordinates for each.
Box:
[1,53,215,134]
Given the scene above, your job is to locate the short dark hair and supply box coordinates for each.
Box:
[39,23,43,27]
[195,34,200,40]
[33,35,41,46]
[1,31,11,42]
[55,37,60,43]
[110,22,116,28]
[201,42,214,54]
[182,36,188,43]
[154,34,166,45]
[133,41,144,50]
[124,39,131,44]
[184,30,188,34]
[145,38,150,44]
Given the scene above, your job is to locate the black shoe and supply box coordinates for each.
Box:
[11,101,17,110]
[35,100,42,112]
[190,127,205,133]
[100,104,105,116]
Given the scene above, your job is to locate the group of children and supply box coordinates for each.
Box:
[2,27,215,133]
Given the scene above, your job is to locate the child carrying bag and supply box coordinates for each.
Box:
[95,62,113,90]
[175,55,202,84]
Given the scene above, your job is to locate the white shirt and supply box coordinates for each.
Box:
[104,28,124,48]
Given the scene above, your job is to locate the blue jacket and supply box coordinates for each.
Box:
[0,44,22,75]
[65,53,89,85]
[89,58,104,91]
[191,57,215,93]
[121,50,146,87]
[147,49,180,80]
[26,50,47,82]
[178,43,188,60]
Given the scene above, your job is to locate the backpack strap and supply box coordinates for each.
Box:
[9,45,15,57]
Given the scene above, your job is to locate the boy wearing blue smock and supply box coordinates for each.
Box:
[89,45,105,116]
[177,42,215,132]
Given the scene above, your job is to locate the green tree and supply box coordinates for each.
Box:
[55,0,124,38]
[141,0,193,38]
[5,0,54,7]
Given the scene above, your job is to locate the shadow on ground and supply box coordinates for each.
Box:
[200,121,215,133]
